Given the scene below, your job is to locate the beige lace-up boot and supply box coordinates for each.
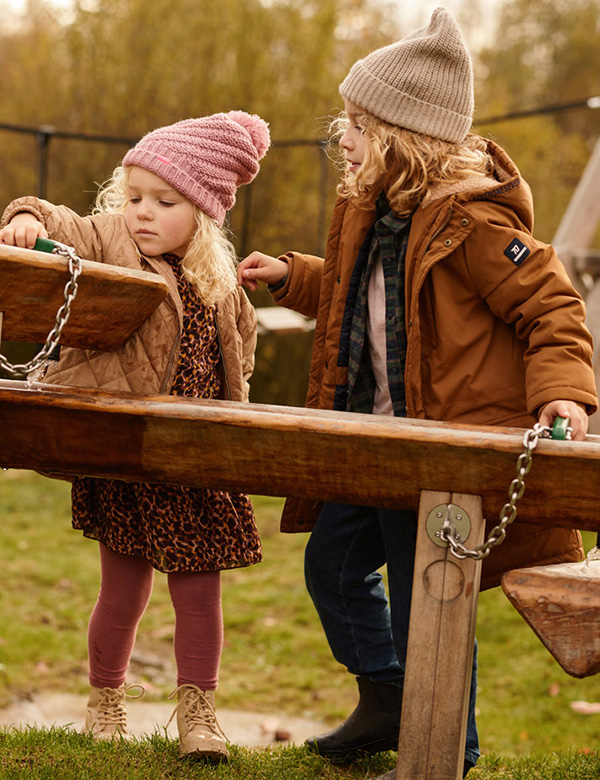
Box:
[167,684,229,762]
[84,683,145,741]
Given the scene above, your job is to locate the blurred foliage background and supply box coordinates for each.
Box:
[1,0,600,405]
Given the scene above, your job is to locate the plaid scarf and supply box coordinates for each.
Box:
[341,195,411,416]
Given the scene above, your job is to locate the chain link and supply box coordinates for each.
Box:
[0,241,83,379]
[439,423,556,560]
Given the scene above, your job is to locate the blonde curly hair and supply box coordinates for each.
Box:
[332,109,494,216]
[93,166,237,307]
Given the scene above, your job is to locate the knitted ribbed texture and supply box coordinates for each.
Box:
[339,7,473,143]
[123,111,270,225]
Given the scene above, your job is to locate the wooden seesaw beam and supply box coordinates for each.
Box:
[0,380,599,529]
[1,380,599,780]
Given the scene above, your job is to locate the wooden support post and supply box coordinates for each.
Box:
[396,490,485,780]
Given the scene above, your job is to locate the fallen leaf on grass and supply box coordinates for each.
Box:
[570,700,600,714]
[259,717,280,734]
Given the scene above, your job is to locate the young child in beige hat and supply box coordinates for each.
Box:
[238,7,596,776]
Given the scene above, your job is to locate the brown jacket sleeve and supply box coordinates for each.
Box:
[271,251,324,319]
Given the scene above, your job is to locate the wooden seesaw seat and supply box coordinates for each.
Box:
[0,242,169,350]
[502,558,600,678]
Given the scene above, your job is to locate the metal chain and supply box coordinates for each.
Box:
[0,241,83,379]
[440,423,558,560]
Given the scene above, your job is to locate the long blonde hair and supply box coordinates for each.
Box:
[93,166,237,307]
[332,110,494,216]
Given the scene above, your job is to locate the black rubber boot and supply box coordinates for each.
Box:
[306,676,403,763]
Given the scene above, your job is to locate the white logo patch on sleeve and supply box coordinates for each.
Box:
[504,238,530,266]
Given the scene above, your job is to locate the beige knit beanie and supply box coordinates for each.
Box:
[339,7,474,143]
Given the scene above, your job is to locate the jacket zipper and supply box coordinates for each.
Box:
[142,253,183,395]
[410,202,455,316]
[215,317,232,401]
[406,202,455,418]
[420,202,455,262]
[160,334,180,394]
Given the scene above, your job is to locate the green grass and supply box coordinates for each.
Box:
[0,732,597,779]
[0,470,599,778]
[0,729,395,780]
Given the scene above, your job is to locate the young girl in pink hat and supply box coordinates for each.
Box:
[0,110,270,762]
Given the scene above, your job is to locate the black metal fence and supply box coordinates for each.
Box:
[0,121,333,259]
[2,95,597,254]
[2,97,597,404]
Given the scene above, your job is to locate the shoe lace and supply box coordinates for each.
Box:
[97,683,145,728]
[166,684,228,739]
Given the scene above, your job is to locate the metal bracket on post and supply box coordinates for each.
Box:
[426,503,472,548]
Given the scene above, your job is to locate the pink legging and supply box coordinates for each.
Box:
[88,543,223,690]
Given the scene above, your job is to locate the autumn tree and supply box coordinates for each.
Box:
[0,0,398,400]
[0,0,397,255]
[475,0,600,241]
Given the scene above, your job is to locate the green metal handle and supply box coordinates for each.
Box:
[33,237,57,253]
[551,416,571,440]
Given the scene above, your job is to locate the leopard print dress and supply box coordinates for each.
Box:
[70,254,262,573]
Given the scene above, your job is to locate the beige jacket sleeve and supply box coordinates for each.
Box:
[1,197,131,267]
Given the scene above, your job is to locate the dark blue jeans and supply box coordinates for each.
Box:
[304,501,480,766]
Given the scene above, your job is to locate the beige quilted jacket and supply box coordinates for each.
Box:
[1,197,257,399]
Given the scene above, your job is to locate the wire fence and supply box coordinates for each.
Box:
[0,95,600,247]
[1,94,598,256]
[1,96,599,403]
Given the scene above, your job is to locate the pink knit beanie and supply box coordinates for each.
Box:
[122,111,270,225]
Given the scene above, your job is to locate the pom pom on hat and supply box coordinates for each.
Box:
[123,111,271,225]
[226,110,271,161]
[339,7,474,143]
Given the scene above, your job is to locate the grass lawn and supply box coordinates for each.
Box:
[0,469,598,778]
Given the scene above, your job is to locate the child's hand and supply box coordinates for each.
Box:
[538,400,589,441]
[0,213,48,249]
[237,251,288,292]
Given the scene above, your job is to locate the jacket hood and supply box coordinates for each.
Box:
[425,138,534,232]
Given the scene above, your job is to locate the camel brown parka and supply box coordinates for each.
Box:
[270,140,597,591]
[1,197,257,401]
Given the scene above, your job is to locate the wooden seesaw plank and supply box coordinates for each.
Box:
[0,380,599,531]
[0,244,169,350]
[1,381,598,780]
